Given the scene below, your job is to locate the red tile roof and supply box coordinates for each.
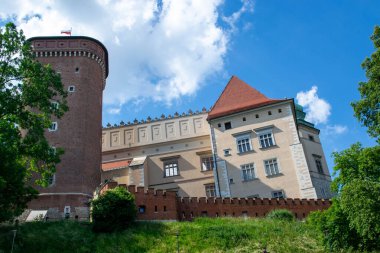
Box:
[207,76,286,121]
[102,159,131,172]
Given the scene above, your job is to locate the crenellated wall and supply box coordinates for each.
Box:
[100,182,331,221]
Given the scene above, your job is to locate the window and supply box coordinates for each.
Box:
[64,206,70,219]
[308,134,315,142]
[217,123,221,128]
[223,149,231,156]
[47,174,55,186]
[201,156,214,171]
[242,117,246,121]
[236,134,252,153]
[138,205,146,214]
[314,155,324,174]
[255,114,259,118]
[264,158,280,176]
[49,122,58,132]
[68,85,75,92]
[272,190,285,198]
[164,160,179,177]
[224,122,232,130]
[241,163,256,181]
[268,111,272,115]
[51,101,59,109]
[257,128,275,148]
[278,108,282,113]
[205,184,216,197]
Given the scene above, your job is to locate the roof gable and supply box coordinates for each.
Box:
[207,76,284,120]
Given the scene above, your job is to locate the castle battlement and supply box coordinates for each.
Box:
[99,182,331,221]
[103,107,210,129]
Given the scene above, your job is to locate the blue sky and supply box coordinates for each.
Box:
[1,0,379,172]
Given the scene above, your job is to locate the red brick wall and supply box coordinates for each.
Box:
[28,37,108,212]
[102,183,331,221]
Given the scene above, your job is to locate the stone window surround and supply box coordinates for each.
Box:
[49,122,58,132]
[196,150,214,172]
[263,158,281,177]
[233,131,253,154]
[272,190,285,198]
[205,183,216,197]
[241,163,256,181]
[313,154,324,174]
[161,155,180,178]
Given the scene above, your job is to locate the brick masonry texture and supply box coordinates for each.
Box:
[101,182,331,221]
[27,37,108,217]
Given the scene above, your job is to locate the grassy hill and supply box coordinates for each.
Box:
[0,218,326,253]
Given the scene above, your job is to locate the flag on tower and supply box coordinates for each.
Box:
[61,28,72,36]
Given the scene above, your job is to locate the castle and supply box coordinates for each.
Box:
[25,35,332,220]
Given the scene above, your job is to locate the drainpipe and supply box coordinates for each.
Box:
[209,125,221,197]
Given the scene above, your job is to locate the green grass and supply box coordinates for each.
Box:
[0,218,326,253]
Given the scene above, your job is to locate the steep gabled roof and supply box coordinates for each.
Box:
[207,76,286,121]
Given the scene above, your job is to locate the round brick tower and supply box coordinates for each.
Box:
[27,36,108,220]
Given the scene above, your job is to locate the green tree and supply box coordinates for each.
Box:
[331,143,380,250]
[308,26,380,252]
[91,186,137,232]
[0,23,68,222]
[352,26,380,142]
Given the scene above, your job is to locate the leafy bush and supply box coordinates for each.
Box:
[91,186,136,232]
[266,209,294,221]
[307,203,361,252]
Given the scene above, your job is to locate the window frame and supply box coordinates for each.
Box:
[272,190,285,198]
[224,121,232,130]
[200,156,214,172]
[47,174,56,187]
[264,158,281,176]
[205,184,216,197]
[313,155,324,174]
[51,101,59,110]
[48,122,58,132]
[241,163,256,181]
[235,133,252,154]
[223,149,231,156]
[257,128,276,149]
[68,85,75,92]
[163,159,179,178]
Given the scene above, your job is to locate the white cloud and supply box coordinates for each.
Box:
[222,0,254,33]
[296,86,331,124]
[0,0,253,109]
[107,107,121,115]
[324,125,348,135]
